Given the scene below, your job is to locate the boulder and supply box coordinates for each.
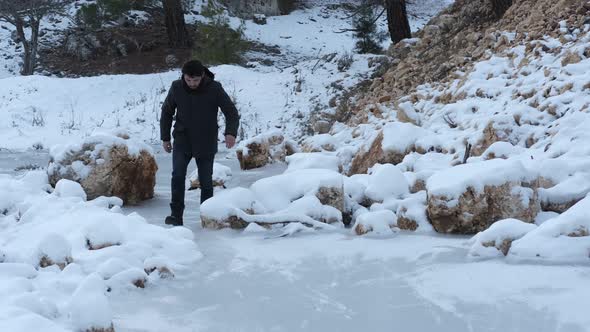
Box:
[47,132,157,205]
[426,159,540,234]
[349,122,437,175]
[189,162,232,190]
[468,218,537,257]
[353,210,398,235]
[201,170,345,230]
[538,173,590,213]
[236,131,298,170]
[253,13,267,25]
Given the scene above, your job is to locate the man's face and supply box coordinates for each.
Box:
[184,74,203,90]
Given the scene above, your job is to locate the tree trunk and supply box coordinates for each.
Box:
[384,0,411,44]
[14,17,33,75]
[491,0,513,18]
[163,0,191,48]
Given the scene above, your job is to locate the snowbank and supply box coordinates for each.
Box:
[0,171,202,331]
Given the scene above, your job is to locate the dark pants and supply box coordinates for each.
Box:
[170,141,215,217]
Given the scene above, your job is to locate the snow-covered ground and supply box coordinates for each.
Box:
[2,0,590,331]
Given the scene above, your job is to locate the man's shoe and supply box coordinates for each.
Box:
[165,215,183,226]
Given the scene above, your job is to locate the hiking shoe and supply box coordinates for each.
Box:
[165,215,183,226]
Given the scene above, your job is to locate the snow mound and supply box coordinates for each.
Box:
[0,171,202,331]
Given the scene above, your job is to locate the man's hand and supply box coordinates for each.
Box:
[225,135,236,149]
[163,141,172,153]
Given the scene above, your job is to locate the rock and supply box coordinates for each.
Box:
[313,120,332,134]
[538,173,590,213]
[47,132,157,205]
[63,32,101,61]
[201,210,253,230]
[353,210,398,235]
[316,186,344,212]
[561,51,582,66]
[253,13,267,25]
[470,121,514,157]
[349,122,431,175]
[37,233,73,270]
[236,131,298,170]
[469,218,537,257]
[426,159,540,234]
[201,170,344,230]
[395,191,432,232]
[189,162,232,190]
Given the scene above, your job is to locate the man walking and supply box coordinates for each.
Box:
[160,60,240,226]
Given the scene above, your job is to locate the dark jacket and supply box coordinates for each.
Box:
[160,74,240,156]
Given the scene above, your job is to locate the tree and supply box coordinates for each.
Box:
[0,0,71,75]
[162,0,191,48]
[384,0,411,44]
[491,0,512,18]
[352,0,386,54]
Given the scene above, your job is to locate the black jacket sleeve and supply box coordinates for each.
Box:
[160,83,177,142]
[216,83,240,137]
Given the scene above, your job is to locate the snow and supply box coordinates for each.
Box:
[53,179,87,201]
[67,274,112,331]
[285,152,341,173]
[0,170,202,331]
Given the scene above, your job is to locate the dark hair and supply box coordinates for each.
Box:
[182,60,215,79]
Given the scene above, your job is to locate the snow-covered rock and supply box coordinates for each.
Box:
[236,131,298,170]
[36,233,73,270]
[426,159,540,234]
[285,152,341,173]
[364,163,409,203]
[509,195,590,262]
[47,131,157,204]
[201,169,345,230]
[189,162,232,190]
[353,210,398,236]
[538,172,590,213]
[468,218,537,257]
[349,122,443,175]
[394,191,433,232]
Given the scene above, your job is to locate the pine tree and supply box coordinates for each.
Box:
[352,0,385,54]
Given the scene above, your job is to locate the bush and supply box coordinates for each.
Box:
[193,0,249,65]
[337,51,354,72]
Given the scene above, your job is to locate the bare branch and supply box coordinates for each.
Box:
[443,113,458,128]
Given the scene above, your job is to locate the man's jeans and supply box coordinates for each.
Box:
[170,141,215,217]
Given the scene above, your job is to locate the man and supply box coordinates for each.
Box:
[160,60,240,226]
